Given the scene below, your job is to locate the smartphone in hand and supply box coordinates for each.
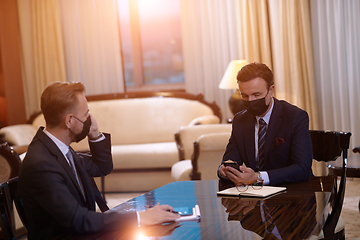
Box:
[173,207,193,216]
[223,160,242,172]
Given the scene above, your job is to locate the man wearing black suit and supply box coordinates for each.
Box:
[218,62,313,186]
[18,82,179,239]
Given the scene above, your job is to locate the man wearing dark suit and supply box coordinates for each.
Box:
[18,82,179,239]
[218,62,313,186]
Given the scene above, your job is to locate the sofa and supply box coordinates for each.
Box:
[0,91,222,192]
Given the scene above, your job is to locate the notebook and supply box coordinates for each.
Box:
[217,186,286,198]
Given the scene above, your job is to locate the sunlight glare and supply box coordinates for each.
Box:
[135,231,148,240]
[137,0,179,19]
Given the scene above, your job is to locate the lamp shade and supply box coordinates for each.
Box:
[219,60,248,89]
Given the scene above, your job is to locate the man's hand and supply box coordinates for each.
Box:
[138,203,180,225]
[221,163,258,184]
[218,164,228,178]
[87,114,101,139]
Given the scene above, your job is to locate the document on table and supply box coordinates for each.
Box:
[217,186,286,198]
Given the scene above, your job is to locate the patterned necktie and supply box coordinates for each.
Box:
[66,149,85,199]
[257,118,267,171]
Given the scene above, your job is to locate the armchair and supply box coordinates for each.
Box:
[174,124,232,161]
[172,132,230,181]
[353,146,360,153]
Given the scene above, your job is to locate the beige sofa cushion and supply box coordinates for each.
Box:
[95,170,174,192]
[111,142,178,169]
[188,115,220,126]
[87,98,217,143]
[0,124,37,146]
[32,114,46,129]
[69,97,220,151]
[171,160,192,181]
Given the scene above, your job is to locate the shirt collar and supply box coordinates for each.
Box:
[43,128,69,157]
[256,97,274,125]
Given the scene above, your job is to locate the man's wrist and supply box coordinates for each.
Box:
[89,131,102,140]
[256,172,262,181]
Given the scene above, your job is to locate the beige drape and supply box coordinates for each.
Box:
[180,0,272,121]
[237,0,272,67]
[268,0,322,175]
[59,0,124,96]
[17,0,124,117]
[17,0,66,117]
[311,0,360,153]
[268,0,319,130]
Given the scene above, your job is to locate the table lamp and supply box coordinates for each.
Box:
[219,60,248,115]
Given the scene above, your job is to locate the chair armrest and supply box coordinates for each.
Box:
[188,115,220,126]
[191,132,230,180]
[174,132,185,160]
[171,160,192,181]
[353,146,360,153]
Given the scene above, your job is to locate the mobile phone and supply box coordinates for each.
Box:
[223,160,240,171]
[173,207,193,216]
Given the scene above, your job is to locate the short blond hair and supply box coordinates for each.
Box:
[41,82,85,127]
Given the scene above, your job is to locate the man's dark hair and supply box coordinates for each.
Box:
[236,62,274,88]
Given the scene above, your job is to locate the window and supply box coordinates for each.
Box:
[117,0,184,91]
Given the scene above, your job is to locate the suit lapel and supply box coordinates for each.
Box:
[242,113,256,169]
[36,128,92,208]
[263,99,283,164]
[36,128,80,189]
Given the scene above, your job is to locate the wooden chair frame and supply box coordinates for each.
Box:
[0,143,21,181]
[0,177,27,240]
[310,130,351,240]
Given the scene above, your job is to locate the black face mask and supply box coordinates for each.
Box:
[71,115,91,142]
[243,91,270,116]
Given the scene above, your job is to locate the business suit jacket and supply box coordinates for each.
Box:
[18,127,137,239]
[221,98,313,185]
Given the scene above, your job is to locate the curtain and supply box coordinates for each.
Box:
[17,0,66,117]
[268,0,319,130]
[268,0,322,175]
[59,0,125,95]
[17,0,125,117]
[180,0,272,122]
[311,0,360,152]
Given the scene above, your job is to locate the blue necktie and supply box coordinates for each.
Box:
[257,119,267,170]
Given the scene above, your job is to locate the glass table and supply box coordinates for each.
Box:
[57,176,334,240]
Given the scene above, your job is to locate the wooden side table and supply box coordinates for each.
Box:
[327,154,360,211]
